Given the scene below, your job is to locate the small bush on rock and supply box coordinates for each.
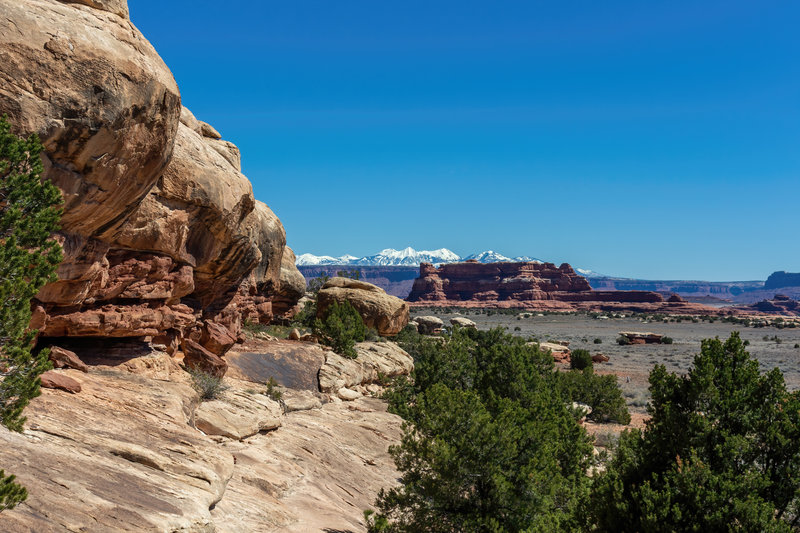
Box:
[617,335,631,346]
[314,300,366,359]
[187,367,228,401]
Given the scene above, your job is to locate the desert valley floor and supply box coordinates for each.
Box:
[410,309,800,418]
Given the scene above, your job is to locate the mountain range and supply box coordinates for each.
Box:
[295,247,544,267]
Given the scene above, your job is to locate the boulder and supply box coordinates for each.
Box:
[591,353,610,363]
[317,277,409,336]
[182,339,227,379]
[415,315,444,335]
[48,346,88,373]
[194,390,282,440]
[450,317,477,329]
[318,341,413,393]
[201,321,237,356]
[40,371,82,393]
[288,328,301,341]
[337,388,362,401]
[282,389,323,412]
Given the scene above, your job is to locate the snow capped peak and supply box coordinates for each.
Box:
[295,253,359,266]
[296,247,547,267]
[361,247,460,266]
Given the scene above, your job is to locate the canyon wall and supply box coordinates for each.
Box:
[0,0,304,359]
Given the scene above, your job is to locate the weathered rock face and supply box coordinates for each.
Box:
[273,247,307,319]
[0,0,180,238]
[0,0,303,360]
[317,277,410,336]
[407,261,720,314]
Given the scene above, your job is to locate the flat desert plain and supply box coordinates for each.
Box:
[410,309,800,420]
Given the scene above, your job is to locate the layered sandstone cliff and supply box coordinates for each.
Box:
[407,261,719,314]
[0,0,304,359]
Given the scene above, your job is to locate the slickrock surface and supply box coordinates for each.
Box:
[1,348,405,532]
[211,397,403,532]
[408,261,723,315]
[0,0,304,361]
[317,277,410,336]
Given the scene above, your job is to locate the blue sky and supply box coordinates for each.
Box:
[131,1,799,281]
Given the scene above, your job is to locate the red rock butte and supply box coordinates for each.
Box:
[406,261,722,314]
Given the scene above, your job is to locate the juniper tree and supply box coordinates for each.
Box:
[0,115,62,511]
[589,332,800,532]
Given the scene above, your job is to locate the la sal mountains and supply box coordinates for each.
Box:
[296,247,540,267]
[296,247,799,304]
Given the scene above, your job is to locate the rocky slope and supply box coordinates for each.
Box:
[407,261,723,314]
[1,338,410,532]
[0,0,304,359]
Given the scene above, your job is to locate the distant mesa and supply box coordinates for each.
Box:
[764,271,800,290]
[406,260,721,314]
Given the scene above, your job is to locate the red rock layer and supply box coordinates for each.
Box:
[407,261,723,315]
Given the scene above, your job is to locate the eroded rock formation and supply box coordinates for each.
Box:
[407,261,720,314]
[317,277,410,336]
[0,0,304,361]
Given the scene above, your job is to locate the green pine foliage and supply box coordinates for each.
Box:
[570,348,593,370]
[372,327,594,531]
[314,300,366,359]
[560,367,631,424]
[589,332,800,532]
[0,470,27,512]
[0,115,62,512]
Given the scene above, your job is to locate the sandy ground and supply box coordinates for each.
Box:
[411,309,800,420]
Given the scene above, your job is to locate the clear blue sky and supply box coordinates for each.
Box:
[131,1,799,281]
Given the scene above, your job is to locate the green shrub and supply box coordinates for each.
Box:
[264,376,282,402]
[306,274,329,295]
[661,336,673,344]
[314,300,366,358]
[291,299,317,328]
[570,349,593,371]
[594,338,603,344]
[187,367,228,400]
[373,328,594,531]
[617,335,631,346]
[589,332,800,532]
[559,368,631,424]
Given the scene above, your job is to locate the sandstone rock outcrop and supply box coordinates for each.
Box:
[1,364,404,532]
[450,316,477,329]
[416,315,445,335]
[318,341,414,394]
[408,261,720,315]
[317,277,409,336]
[0,0,304,363]
[740,294,800,316]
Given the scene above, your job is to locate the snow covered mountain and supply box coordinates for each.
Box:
[295,253,360,266]
[576,268,604,278]
[463,250,543,263]
[296,247,550,267]
[359,247,461,266]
